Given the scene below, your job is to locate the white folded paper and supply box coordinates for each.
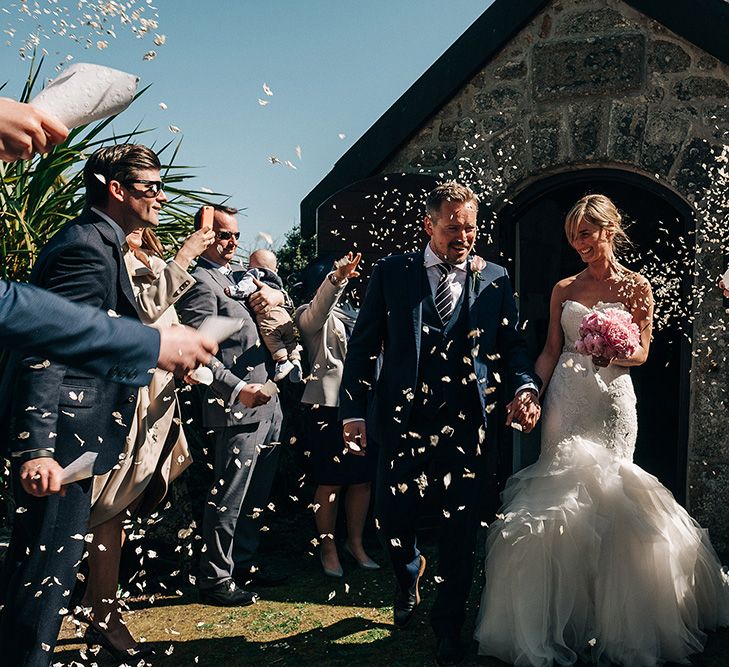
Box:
[190,365,214,385]
[60,451,99,484]
[197,316,245,343]
[188,316,245,385]
[30,63,139,129]
[259,380,279,398]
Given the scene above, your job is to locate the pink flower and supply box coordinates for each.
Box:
[470,255,486,273]
[469,255,486,290]
[576,307,640,361]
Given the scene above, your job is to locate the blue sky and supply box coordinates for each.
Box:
[2,0,492,248]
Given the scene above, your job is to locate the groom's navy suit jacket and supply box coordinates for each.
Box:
[339,251,538,448]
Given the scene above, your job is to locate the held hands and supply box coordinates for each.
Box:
[333,252,362,283]
[237,383,271,408]
[19,457,65,497]
[0,98,69,162]
[505,390,541,433]
[249,279,285,315]
[343,421,367,456]
[175,228,215,269]
[720,279,729,299]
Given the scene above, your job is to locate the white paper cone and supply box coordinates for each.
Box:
[30,63,139,129]
[197,316,245,344]
[259,380,279,397]
[190,366,214,385]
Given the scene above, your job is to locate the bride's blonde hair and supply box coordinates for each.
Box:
[564,194,632,257]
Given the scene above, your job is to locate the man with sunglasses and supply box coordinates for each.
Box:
[177,204,287,607]
[0,143,177,665]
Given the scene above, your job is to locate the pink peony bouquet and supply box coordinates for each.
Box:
[575,308,640,361]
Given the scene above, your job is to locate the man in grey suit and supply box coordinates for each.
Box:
[177,205,285,606]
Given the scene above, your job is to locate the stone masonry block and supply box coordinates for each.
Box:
[490,126,527,185]
[533,34,645,100]
[648,39,691,73]
[474,87,524,112]
[608,101,646,163]
[530,114,564,167]
[674,138,720,193]
[640,109,691,177]
[569,102,605,160]
[703,105,729,142]
[555,7,634,36]
[676,76,729,102]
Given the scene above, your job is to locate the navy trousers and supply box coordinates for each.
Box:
[375,408,488,638]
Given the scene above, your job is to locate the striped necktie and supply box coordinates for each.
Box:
[434,263,454,324]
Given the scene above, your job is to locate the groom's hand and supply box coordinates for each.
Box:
[506,390,541,433]
[343,420,367,456]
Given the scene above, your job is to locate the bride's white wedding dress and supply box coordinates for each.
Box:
[474,300,729,667]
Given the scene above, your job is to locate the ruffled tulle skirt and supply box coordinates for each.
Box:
[474,436,729,666]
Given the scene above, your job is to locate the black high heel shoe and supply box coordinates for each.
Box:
[84,622,155,663]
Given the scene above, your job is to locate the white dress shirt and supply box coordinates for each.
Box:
[423,242,467,311]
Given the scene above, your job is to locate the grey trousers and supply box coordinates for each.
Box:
[199,412,282,589]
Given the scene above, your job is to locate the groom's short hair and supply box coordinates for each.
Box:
[425,181,479,219]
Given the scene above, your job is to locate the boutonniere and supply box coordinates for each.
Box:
[470,255,486,290]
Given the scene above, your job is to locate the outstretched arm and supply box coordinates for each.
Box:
[0,98,68,161]
[0,278,159,386]
[338,260,386,422]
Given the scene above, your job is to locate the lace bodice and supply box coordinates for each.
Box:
[541,300,637,459]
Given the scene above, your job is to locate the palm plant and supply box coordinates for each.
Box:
[0,55,227,281]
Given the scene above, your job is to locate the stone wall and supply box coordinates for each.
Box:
[381,0,729,550]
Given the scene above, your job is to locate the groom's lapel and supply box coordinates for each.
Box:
[467,259,500,331]
[407,252,428,363]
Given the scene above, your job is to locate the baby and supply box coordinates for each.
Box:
[225,248,302,382]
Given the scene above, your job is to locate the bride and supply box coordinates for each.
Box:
[474,194,729,666]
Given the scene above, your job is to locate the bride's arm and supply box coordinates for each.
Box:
[534,284,566,395]
[613,275,653,367]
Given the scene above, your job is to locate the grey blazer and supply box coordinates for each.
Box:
[176,263,280,428]
[295,275,348,407]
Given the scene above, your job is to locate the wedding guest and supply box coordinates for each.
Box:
[0,144,172,666]
[178,205,286,607]
[0,97,68,161]
[79,225,213,660]
[226,248,302,382]
[296,252,380,577]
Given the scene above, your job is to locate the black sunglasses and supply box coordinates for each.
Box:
[216,230,240,240]
[123,179,164,197]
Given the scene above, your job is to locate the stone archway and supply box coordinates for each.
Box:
[497,168,694,504]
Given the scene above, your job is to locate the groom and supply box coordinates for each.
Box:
[339,181,541,665]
